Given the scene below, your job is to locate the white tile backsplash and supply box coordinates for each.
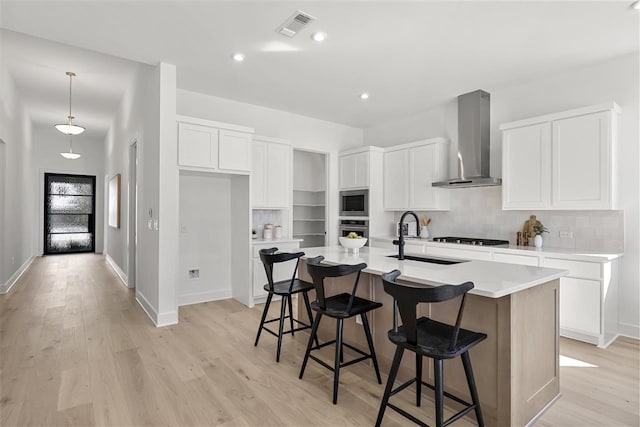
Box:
[393,186,624,251]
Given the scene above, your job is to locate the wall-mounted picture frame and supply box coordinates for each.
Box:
[108,173,121,229]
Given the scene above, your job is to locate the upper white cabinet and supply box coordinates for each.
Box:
[383,138,449,211]
[251,136,291,209]
[339,151,370,189]
[177,115,254,174]
[501,103,620,210]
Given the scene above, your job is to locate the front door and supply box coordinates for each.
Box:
[44,173,96,254]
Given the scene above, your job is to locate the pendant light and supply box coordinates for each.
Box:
[54,71,85,136]
[60,134,81,160]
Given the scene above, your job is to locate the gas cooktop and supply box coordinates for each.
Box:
[431,237,510,246]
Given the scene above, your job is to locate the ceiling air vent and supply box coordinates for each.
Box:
[276,10,316,38]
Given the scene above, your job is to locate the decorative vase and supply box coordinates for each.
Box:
[420,226,430,239]
[534,234,543,248]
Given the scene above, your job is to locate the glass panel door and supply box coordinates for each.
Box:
[44,173,96,254]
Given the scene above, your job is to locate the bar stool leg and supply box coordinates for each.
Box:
[434,359,444,427]
[361,313,382,384]
[333,318,344,404]
[302,292,319,347]
[276,296,287,362]
[462,351,485,427]
[254,293,273,346]
[416,354,423,407]
[375,346,404,427]
[287,295,295,335]
[299,313,322,379]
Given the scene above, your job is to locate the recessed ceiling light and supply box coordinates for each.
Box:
[311,32,326,42]
[632,0,640,9]
[360,93,370,100]
[232,53,245,62]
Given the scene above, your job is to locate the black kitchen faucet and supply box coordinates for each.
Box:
[393,210,420,260]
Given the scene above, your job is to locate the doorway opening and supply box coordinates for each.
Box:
[44,173,96,254]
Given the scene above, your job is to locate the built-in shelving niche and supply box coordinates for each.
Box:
[293,150,327,248]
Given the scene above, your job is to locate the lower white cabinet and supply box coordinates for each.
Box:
[252,241,301,300]
[542,256,618,347]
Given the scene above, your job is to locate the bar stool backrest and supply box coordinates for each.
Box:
[381,270,474,352]
[259,248,305,293]
[306,255,367,315]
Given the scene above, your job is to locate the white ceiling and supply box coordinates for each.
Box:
[0,1,637,139]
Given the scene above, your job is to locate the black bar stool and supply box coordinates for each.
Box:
[299,255,383,404]
[254,248,316,362]
[375,270,487,427]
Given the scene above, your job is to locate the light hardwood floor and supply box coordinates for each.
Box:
[1,254,638,426]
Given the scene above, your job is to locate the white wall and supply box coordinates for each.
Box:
[104,62,167,325]
[178,171,232,305]
[177,89,363,246]
[365,53,640,338]
[31,125,105,254]
[0,57,35,288]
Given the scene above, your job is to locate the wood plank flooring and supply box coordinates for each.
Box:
[1,254,638,426]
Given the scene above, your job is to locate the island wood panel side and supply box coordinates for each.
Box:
[371,275,512,427]
[510,278,560,426]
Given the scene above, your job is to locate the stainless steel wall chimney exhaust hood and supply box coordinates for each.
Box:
[432,90,502,188]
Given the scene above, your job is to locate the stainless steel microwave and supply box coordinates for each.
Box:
[339,189,368,217]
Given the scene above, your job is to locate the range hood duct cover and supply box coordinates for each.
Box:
[432,90,502,188]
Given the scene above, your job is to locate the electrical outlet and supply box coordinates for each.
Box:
[180,224,187,233]
[11,256,15,265]
[189,269,199,279]
[355,314,363,325]
[559,231,574,238]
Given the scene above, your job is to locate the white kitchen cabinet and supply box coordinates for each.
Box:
[339,151,369,189]
[251,136,291,208]
[178,122,219,169]
[219,130,252,172]
[383,149,410,209]
[552,112,611,209]
[252,241,301,300]
[501,103,619,210]
[502,123,551,209]
[542,256,618,347]
[383,138,449,211]
[177,116,254,173]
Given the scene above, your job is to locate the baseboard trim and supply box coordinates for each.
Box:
[559,328,598,345]
[135,291,178,327]
[0,256,36,294]
[178,289,232,307]
[105,254,128,288]
[618,322,640,340]
[136,290,159,326]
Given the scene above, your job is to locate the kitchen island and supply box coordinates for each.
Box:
[296,246,567,427]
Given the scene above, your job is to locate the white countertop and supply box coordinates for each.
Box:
[369,235,623,262]
[252,238,304,245]
[301,246,567,299]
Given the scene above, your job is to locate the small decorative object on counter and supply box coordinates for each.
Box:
[274,225,282,239]
[252,229,257,239]
[420,217,431,239]
[523,215,543,246]
[532,223,549,248]
[263,224,273,240]
[516,231,523,246]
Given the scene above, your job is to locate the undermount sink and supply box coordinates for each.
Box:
[386,254,467,265]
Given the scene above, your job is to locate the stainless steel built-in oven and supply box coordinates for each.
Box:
[339,189,368,217]
[338,219,369,245]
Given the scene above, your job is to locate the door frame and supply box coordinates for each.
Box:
[127,139,138,289]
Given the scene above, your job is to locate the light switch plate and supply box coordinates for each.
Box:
[559,231,574,238]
